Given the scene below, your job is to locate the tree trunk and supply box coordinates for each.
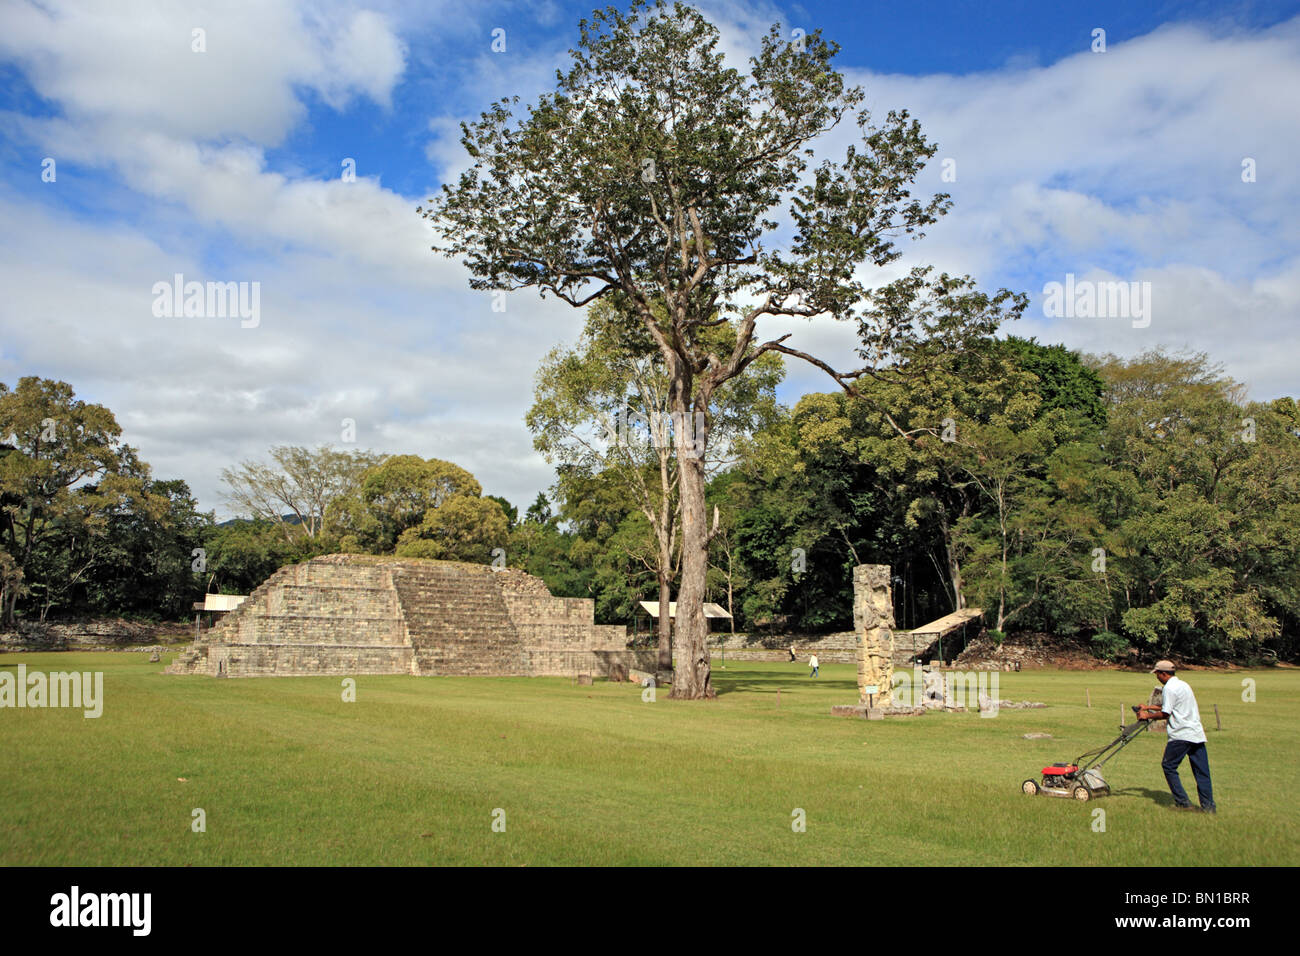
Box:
[951,558,965,610]
[656,569,673,671]
[669,419,714,699]
[939,517,965,610]
[727,551,735,634]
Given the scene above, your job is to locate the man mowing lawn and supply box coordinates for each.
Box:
[1138,661,1216,814]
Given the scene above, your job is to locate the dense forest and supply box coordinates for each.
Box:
[3,335,1297,664]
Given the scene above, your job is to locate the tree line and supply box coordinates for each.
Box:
[2,337,1297,666]
[518,331,1299,666]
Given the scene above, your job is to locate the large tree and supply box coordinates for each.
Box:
[1088,351,1300,657]
[0,377,128,624]
[327,454,508,562]
[30,466,211,621]
[220,445,384,542]
[422,0,1017,696]
[528,296,781,670]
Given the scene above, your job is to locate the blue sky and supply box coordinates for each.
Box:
[1,0,1298,517]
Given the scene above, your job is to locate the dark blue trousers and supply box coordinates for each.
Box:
[1162,739,1215,810]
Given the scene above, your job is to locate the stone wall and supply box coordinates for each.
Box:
[705,628,939,666]
[166,554,634,679]
[708,631,860,663]
[1,619,191,651]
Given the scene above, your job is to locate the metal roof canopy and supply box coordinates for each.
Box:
[906,607,983,637]
[198,593,248,612]
[639,601,732,620]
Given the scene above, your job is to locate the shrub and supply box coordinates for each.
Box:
[1090,630,1130,661]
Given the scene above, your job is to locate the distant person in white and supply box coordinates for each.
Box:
[1138,661,1216,814]
[809,654,819,678]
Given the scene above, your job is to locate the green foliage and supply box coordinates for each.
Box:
[0,377,194,622]
[550,467,650,623]
[506,517,603,612]
[994,336,1106,430]
[69,477,213,619]
[1090,630,1130,661]
[220,445,384,541]
[1089,351,1300,657]
[484,495,517,530]
[203,519,317,595]
[524,492,553,525]
[328,455,484,555]
[713,343,1298,662]
[396,494,509,563]
[0,547,28,613]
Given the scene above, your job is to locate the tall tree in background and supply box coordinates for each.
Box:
[530,299,680,669]
[0,549,25,622]
[529,297,781,670]
[327,455,508,561]
[423,1,1015,696]
[551,465,646,622]
[202,518,308,596]
[220,445,384,542]
[0,377,129,624]
[1089,351,1300,657]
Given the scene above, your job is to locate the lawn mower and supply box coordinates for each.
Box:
[1021,705,1153,801]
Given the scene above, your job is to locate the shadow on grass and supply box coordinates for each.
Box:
[1112,786,1179,807]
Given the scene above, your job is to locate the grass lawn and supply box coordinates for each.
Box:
[2,653,1297,865]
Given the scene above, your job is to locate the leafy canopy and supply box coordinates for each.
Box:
[420,0,1002,404]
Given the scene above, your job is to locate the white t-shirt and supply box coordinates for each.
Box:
[1161,676,1206,743]
[809,655,819,668]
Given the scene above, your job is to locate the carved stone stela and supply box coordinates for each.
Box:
[853,564,895,706]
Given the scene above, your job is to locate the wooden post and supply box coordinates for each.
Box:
[1214,703,1221,731]
[1086,688,1091,708]
[1120,704,1125,730]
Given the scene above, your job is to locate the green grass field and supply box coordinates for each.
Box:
[3,653,1297,865]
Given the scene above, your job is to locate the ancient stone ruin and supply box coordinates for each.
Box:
[834,565,1041,720]
[854,564,895,707]
[167,554,650,679]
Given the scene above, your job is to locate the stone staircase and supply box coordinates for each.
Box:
[390,563,526,675]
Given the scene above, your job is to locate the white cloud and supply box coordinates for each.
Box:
[0,0,407,144]
[774,17,1300,402]
[0,187,584,516]
[1018,261,1300,401]
[1,1,1297,525]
